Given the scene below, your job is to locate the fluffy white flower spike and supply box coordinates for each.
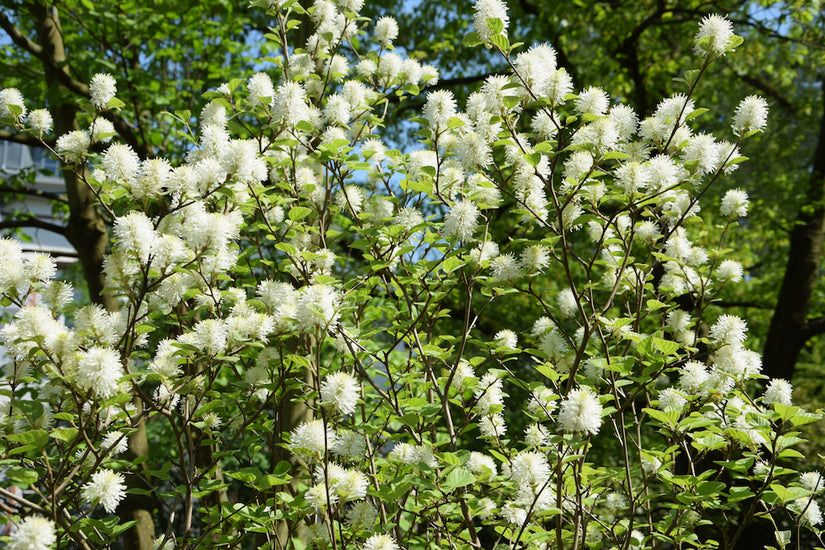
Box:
[473,0,509,43]
[82,469,127,513]
[8,516,56,550]
[732,95,768,134]
[320,371,359,415]
[558,387,603,435]
[694,14,736,57]
[90,73,117,109]
[0,87,27,120]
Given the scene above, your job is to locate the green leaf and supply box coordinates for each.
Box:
[444,467,475,492]
[485,18,504,35]
[51,428,79,443]
[6,466,38,488]
[523,152,542,166]
[489,34,509,51]
[6,429,49,449]
[462,32,482,47]
[653,337,680,356]
[288,206,312,222]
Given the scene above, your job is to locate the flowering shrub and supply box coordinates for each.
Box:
[0,1,822,549]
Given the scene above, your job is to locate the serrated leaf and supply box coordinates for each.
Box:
[485,18,504,34]
[288,206,312,221]
[489,34,509,51]
[461,32,481,48]
[6,429,48,449]
[444,467,475,492]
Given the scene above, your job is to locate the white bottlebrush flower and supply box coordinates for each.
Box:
[320,372,359,415]
[558,387,603,435]
[694,14,736,57]
[135,158,172,200]
[720,188,749,217]
[421,64,439,86]
[332,430,366,460]
[521,245,550,273]
[763,378,793,406]
[0,87,26,120]
[795,498,823,526]
[55,130,90,163]
[732,95,768,134]
[335,185,364,214]
[347,501,378,530]
[490,253,522,281]
[290,419,336,456]
[442,200,480,241]
[90,73,117,109]
[494,329,518,350]
[474,372,504,415]
[473,0,509,42]
[295,284,341,332]
[394,207,424,231]
[113,212,157,263]
[510,451,550,487]
[545,68,574,104]
[335,469,369,502]
[26,109,53,135]
[658,388,687,412]
[305,483,337,510]
[102,431,128,456]
[527,386,557,418]
[83,469,127,513]
[801,472,824,493]
[102,143,141,185]
[273,81,310,127]
[467,451,497,478]
[90,118,116,143]
[248,72,275,107]
[356,58,377,78]
[557,288,578,317]
[575,86,609,116]
[76,347,124,399]
[479,413,506,438]
[8,516,56,550]
[524,422,551,447]
[24,254,56,282]
[683,133,721,175]
[193,319,228,356]
[324,93,351,125]
[717,259,743,282]
[709,314,747,346]
[363,534,399,550]
[423,89,457,130]
[375,16,399,45]
[514,43,556,92]
[500,502,528,525]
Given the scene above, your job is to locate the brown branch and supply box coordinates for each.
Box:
[0,129,53,148]
[0,217,66,235]
[804,317,825,339]
[711,300,771,309]
[0,185,68,204]
[0,11,43,56]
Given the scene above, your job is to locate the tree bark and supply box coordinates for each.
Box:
[30,4,155,549]
[762,79,825,382]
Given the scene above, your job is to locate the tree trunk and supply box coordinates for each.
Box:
[763,79,825,382]
[31,5,155,549]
